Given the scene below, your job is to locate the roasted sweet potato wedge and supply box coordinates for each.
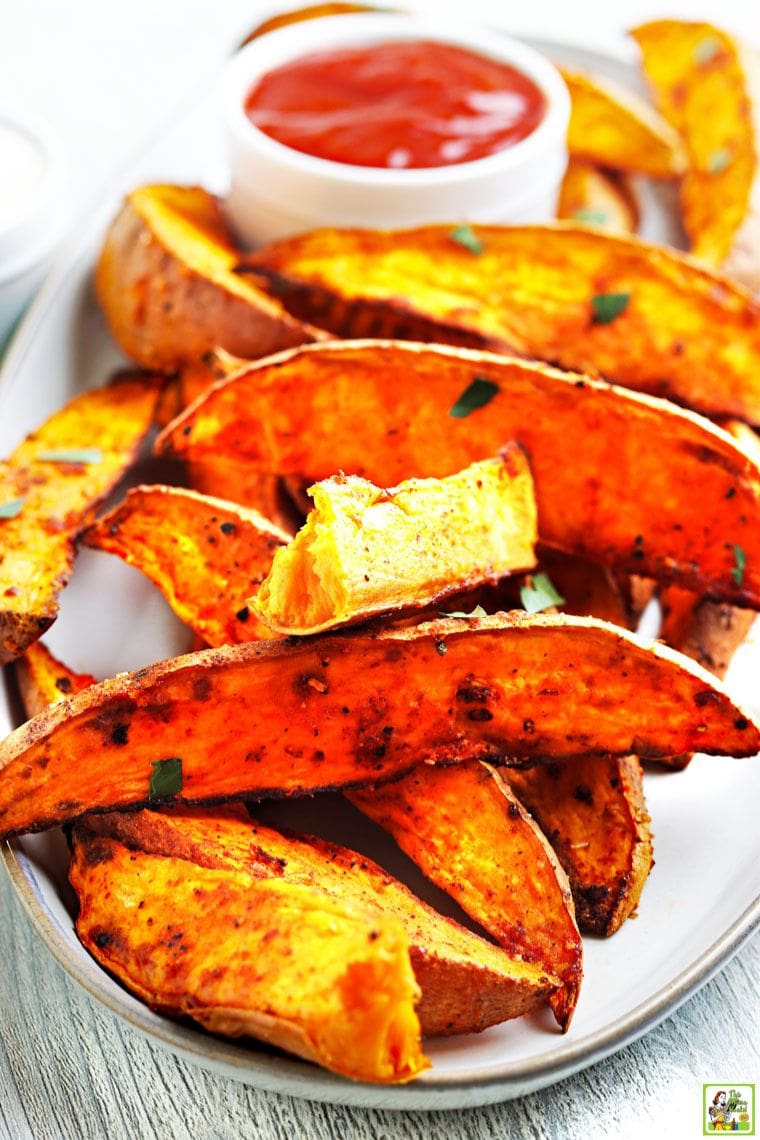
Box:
[70,829,427,1083]
[631,21,760,289]
[240,2,381,44]
[83,486,291,645]
[349,761,582,1031]
[254,451,536,635]
[159,341,760,606]
[94,185,325,370]
[557,160,639,233]
[15,642,95,720]
[659,587,756,680]
[561,67,686,179]
[0,374,160,665]
[0,612,755,839]
[506,756,653,936]
[247,225,760,423]
[84,806,560,1037]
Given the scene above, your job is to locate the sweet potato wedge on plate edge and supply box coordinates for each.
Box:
[245,224,760,424]
[0,612,756,839]
[158,340,760,608]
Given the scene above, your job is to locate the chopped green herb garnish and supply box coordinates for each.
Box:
[520,572,565,615]
[693,36,721,65]
[573,208,609,225]
[439,605,487,619]
[449,377,499,418]
[449,223,484,255]
[591,292,630,325]
[0,498,25,519]
[38,448,103,464]
[732,544,746,586]
[149,757,183,799]
[707,148,732,174]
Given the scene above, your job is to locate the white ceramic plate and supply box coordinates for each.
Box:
[1,35,758,1112]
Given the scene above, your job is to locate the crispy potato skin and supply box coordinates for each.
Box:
[632,21,760,288]
[159,340,760,607]
[557,160,639,234]
[83,486,291,645]
[69,830,427,1083]
[350,762,582,1031]
[561,68,686,178]
[84,806,558,1036]
[0,613,755,839]
[247,225,760,423]
[15,642,96,720]
[254,450,537,635]
[506,756,653,936]
[0,375,160,665]
[94,185,324,370]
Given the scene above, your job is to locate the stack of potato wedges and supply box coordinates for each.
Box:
[1,10,760,1086]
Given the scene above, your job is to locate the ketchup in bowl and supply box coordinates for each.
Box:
[244,40,547,169]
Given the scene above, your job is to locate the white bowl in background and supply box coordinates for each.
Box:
[224,13,570,247]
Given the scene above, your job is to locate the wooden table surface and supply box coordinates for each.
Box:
[0,859,757,1139]
[1,3,759,1137]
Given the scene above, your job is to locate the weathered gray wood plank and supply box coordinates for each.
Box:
[1,865,756,1140]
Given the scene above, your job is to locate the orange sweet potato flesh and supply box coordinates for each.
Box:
[349,762,582,1031]
[506,756,653,937]
[15,642,96,719]
[561,68,686,179]
[69,829,427,1083]
[631,21,760,289]
[94,185,325,370]
[0,612,755,839]
[557,160,639,234]
[254,451,536,635]
[159,341,760,607]
[247,225,760,424]
[83,486,291,646]
[0,374,160,665]
[83,806,559,1037]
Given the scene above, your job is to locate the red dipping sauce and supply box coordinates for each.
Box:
[244,40,547,169]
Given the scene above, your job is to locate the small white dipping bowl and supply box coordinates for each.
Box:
[224,13,570,247]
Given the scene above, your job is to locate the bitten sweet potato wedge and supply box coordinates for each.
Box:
[69,829,427,1083]
[631,20,760,289]
[0,612,755,838]
[83,806,560,1037]
[0,374,160,664]
[15,642,96,719]
[83,486,291,645]
[247,224,760,424]
[94,185,325,370]
[254,451,536,635]
[349,761,582,1031]
[158,340,760,606]
[557,160,639,233]
[560,67,686,179]
[505,756,653,936]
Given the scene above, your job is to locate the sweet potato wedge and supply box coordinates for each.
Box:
[83,486,291,645]
[349,761,582,1031]
[659,587,756,680]
[240,2,381,44]
[94,185,325,370]
[69,829,427,1083]
[557,160,639,233]
[15,642,96,720]
[506,756,653,936]
[0,612,755,839]
[631,21,760,289]
[158,341,760,607]
[254,451,536,635]
[83,806,560,1037]
[247,225,760,424]
[0,374,160,665]
[561,67,686,179]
